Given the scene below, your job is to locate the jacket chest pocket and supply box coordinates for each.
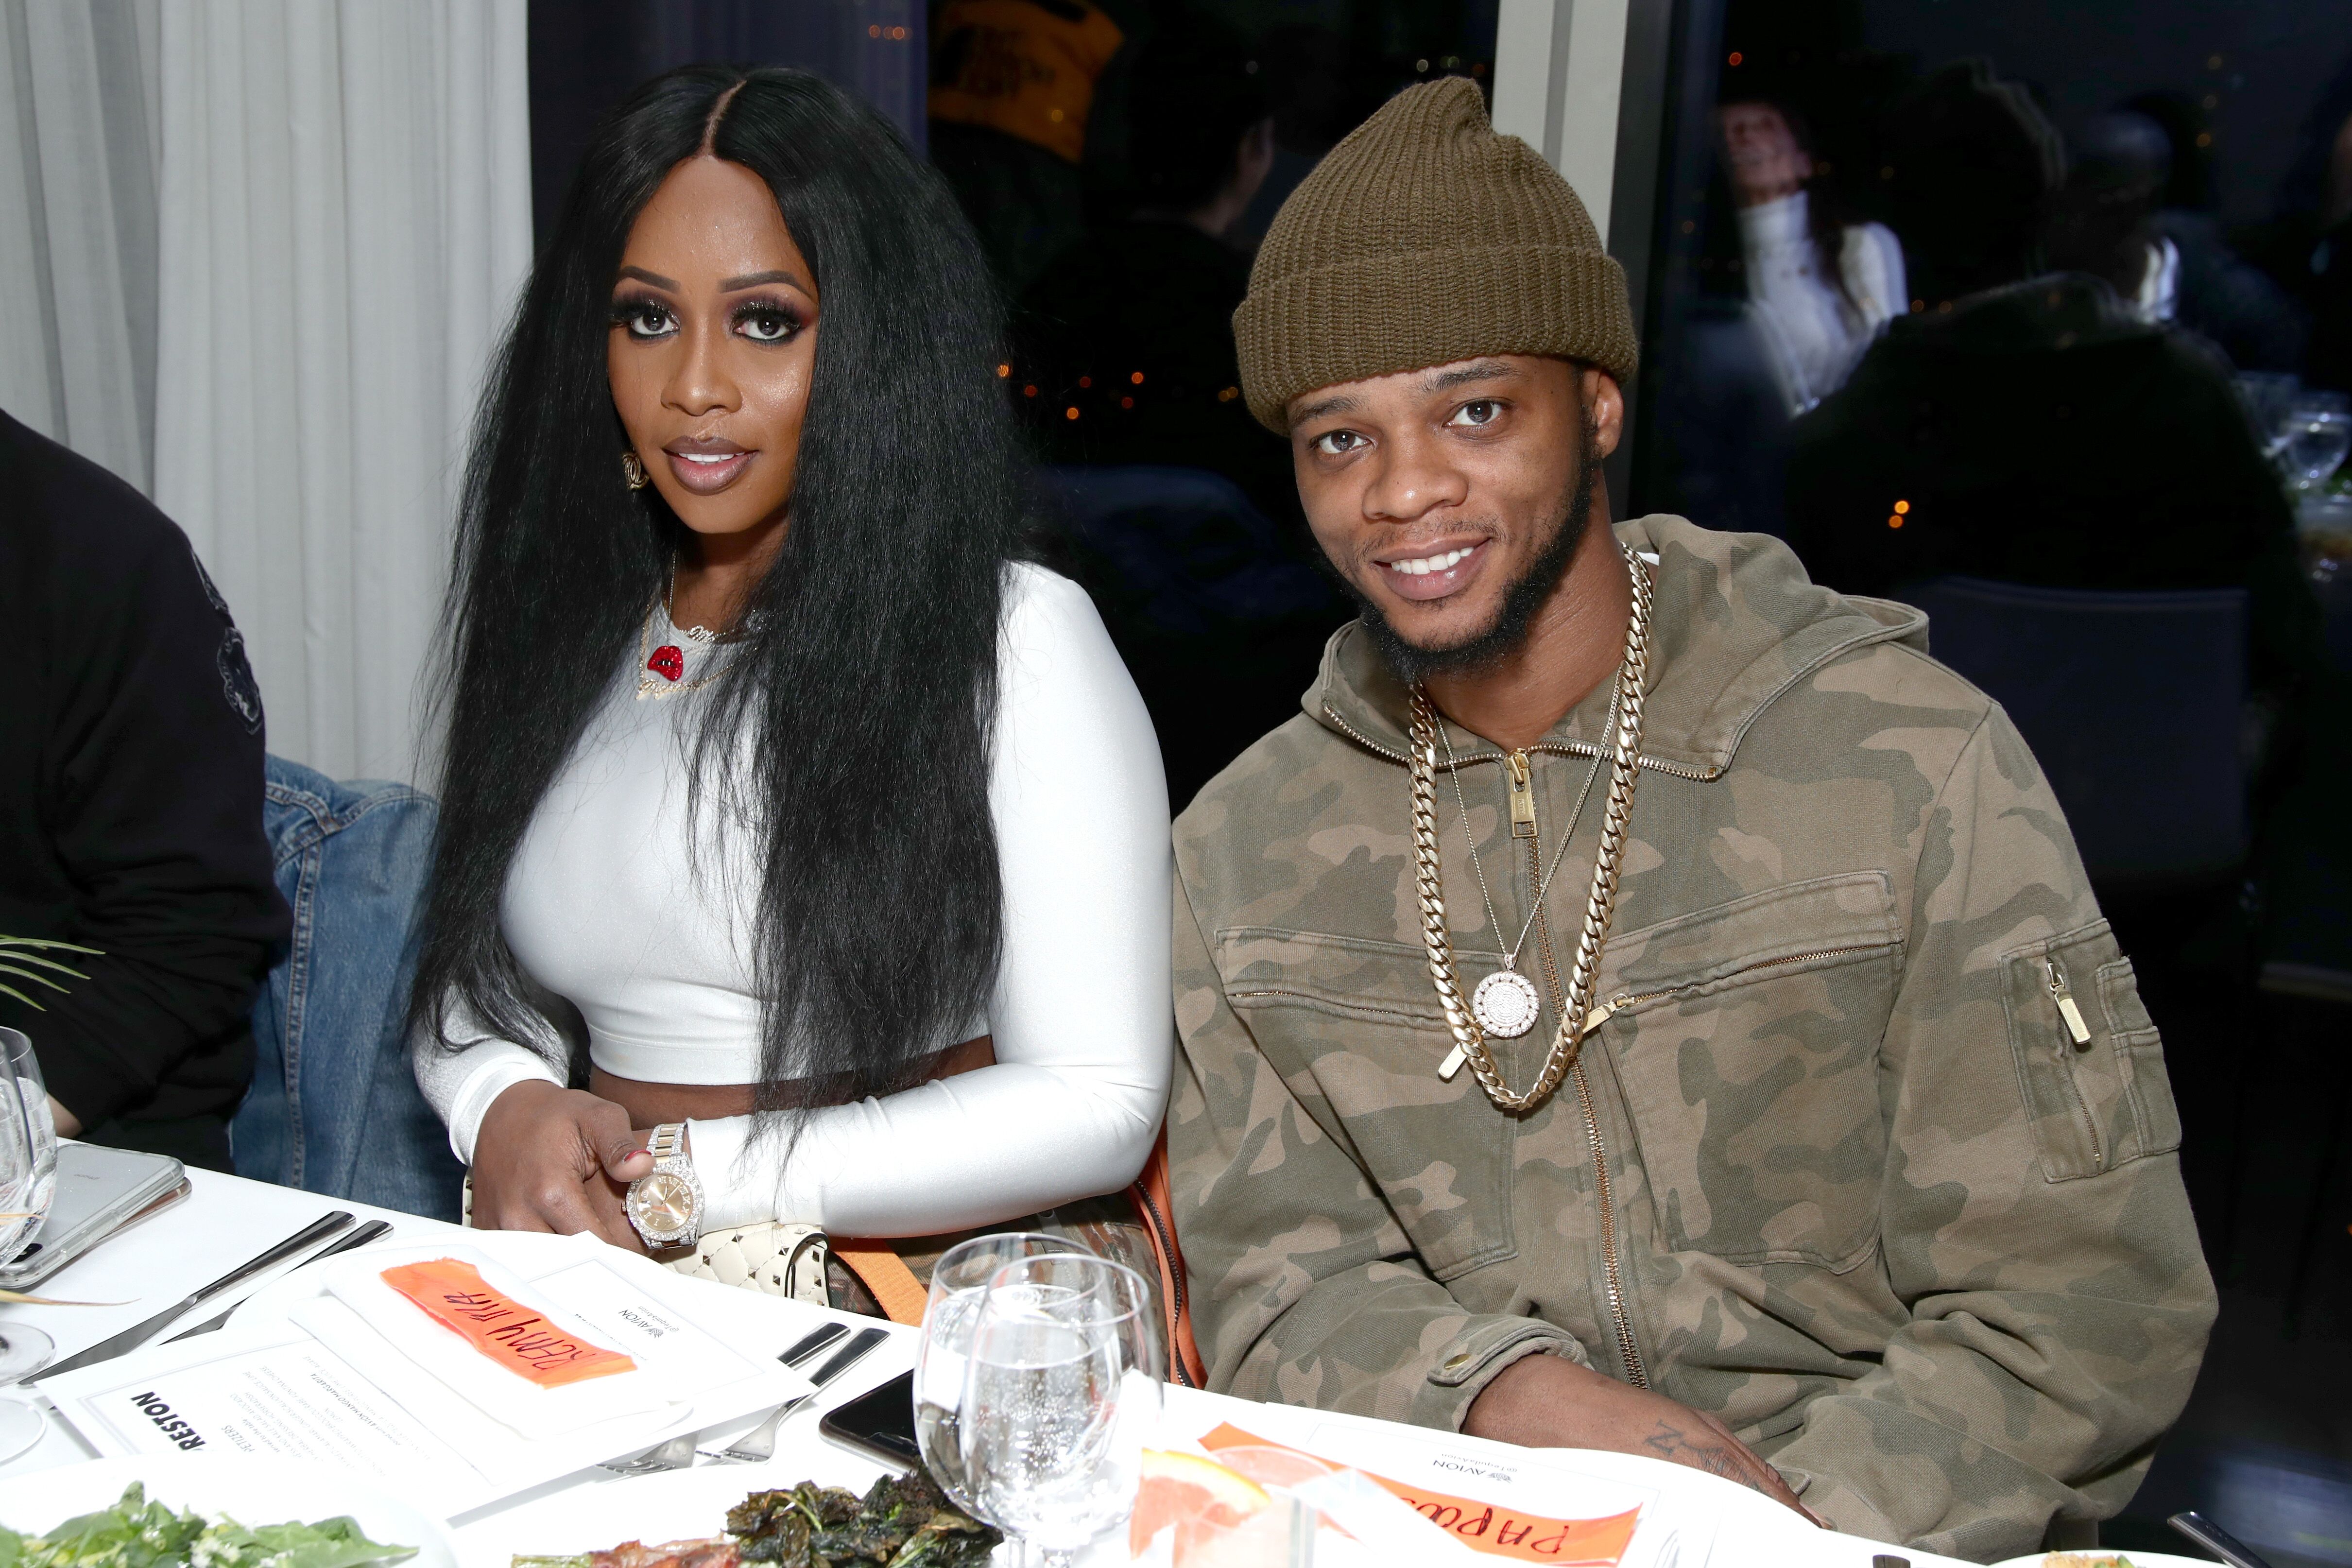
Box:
[1598,872,1903,1269]
[2001,920,2180,1181]
[1216,926,1517,1283]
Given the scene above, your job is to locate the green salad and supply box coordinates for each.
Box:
[0,1483,415,1568]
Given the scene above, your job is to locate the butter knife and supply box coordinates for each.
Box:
[38,1210,354,1379]
[164,1218,395,1342]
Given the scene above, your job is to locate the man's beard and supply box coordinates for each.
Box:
[1348,421,1600,686]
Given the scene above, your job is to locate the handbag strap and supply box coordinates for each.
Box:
[829,1239,929,1326]
[1128,1128,1206,1388]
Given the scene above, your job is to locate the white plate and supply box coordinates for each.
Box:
[0,1452,459,1568]
[1988,1554,2219,1568]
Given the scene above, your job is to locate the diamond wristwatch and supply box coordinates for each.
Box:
[625,1122,704,1249]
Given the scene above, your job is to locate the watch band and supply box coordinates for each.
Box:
[646,1122,688,1162]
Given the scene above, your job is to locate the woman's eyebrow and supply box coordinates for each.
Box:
[720,269,807,291]
[616,265,680,290]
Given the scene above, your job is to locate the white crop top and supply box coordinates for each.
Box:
[411,564,1175,1234]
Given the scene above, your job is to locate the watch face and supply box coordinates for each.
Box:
[628,1169,698,1237]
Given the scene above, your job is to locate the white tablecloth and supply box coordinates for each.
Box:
[0,1166,1969,1568]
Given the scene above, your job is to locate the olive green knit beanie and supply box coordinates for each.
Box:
[1232,76,1638,432]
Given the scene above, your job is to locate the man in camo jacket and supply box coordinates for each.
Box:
[1170,77,2215,1560]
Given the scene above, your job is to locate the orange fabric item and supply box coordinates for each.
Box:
[1128,1129,1206,1388]
[1200,1425,1643,1565]
[829,1240,929,1326]
[380,1258,636,1387]
[927,0,1124,165]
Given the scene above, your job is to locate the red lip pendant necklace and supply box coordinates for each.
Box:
[636,562,747,700]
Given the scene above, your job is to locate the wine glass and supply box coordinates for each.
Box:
[960,1255,1163,1568]
[2284,391,2352,490]
[0,1029,59,1461]
[914,1231,1093,1516]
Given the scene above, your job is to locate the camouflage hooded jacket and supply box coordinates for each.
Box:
[1168,517,2215,1560]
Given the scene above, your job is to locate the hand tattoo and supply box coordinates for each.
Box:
[1641,1420,1767,1495]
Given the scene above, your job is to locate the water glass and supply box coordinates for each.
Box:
[2237,371,2300,464]
[2283,390,2352,488]
[0,1029,60,1461]
[960,1254,1164,1568]
[915,1231,1093,1516]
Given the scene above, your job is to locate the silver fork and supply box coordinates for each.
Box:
[601,1432,698,1477]
[705,1325,890,1465]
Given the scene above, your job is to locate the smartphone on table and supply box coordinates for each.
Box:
[0,1143,187,1289]
[819,1369,921,1465]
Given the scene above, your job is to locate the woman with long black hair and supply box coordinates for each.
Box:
[408,66,1170,1269]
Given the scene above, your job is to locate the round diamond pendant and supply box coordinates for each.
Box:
[1472,968,1542,1038]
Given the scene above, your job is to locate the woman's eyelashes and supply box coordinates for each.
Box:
[730,298,804,343]
[608,293,806,345]
[611,294,676,339]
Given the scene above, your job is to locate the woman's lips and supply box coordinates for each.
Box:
[666,448,753,495]
[1377,539,1490,602]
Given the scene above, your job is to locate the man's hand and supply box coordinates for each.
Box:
[470,1080,654,1252]
[1465,1354,1813,1518]
[46,1096,81,1139]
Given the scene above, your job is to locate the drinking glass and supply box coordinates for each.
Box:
[2237,371,2300,466]
[2284,390,2352,489]
[960,1255,1164,1568]
[915,1231,1093,1515]
[0,1029,60,1461]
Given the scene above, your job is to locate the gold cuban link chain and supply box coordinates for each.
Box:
[1408,543,1654,1113]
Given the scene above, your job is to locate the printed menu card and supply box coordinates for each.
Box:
[36,1235,814,1520]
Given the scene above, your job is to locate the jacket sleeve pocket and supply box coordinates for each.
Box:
[2000,921,2182,1182]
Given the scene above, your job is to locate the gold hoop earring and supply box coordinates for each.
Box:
[620,450,650,491]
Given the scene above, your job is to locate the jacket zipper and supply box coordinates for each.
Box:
[1571,1057,1648,1389]
[1576,942,1896,1035]
[1130,1182,1198,1387]
[1319,703,1722,782]
[2045,958,2103,1170]
[1227,989,1421,1025]
[1518,830,1649,1392]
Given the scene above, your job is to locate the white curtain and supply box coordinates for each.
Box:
[154,0,533,782]
[0,0,162,491]
[3,0,531,784]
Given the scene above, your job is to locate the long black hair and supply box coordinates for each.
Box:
[413,65,1025,1126]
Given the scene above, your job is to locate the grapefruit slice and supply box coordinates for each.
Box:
[1131,1449,1271,1556]
[1208,1444,1337,1490]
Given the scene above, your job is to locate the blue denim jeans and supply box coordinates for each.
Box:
[232,757,463,1219]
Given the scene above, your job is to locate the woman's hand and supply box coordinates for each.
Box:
[1465,1353,1816,1520]
[470,1080,654,1252]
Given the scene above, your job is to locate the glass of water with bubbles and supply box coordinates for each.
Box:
[914,1231,1090,1516]
[960,1253,1164,1568]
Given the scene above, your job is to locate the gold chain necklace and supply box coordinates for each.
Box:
[1408,542,1653,1112]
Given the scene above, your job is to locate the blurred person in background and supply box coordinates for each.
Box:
[2046,111,2180,325]
[1017,12,1286,515]
[0,411,288,1171]
[1718,97,1906,413]
[2123,89,2305,374]
[1013,12,1348,810]
[1785,59,2312,677]
[2246,57,2352,394]
[927,0,1135,297]
[1648,86,1905,540]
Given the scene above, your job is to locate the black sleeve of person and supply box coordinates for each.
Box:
[0,421,289,1126]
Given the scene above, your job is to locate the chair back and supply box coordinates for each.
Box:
[1903,577,2248,885]
[233,757,463,1219]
